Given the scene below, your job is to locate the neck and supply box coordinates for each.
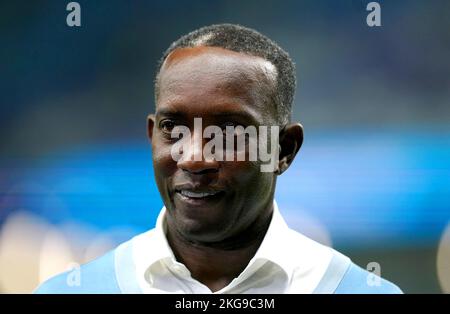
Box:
[165,203,273,292]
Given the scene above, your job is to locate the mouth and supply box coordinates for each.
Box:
[174,188,226,205]
[178,190,222,198]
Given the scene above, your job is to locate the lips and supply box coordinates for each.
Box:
[178,190,222,198]
[174,184,226,205]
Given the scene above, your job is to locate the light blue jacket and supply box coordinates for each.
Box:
[35,239,402,294]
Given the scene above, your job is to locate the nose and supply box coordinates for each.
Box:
[177,133,220,174]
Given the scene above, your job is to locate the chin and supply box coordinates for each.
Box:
[178,218,229,243]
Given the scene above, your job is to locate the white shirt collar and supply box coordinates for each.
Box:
[130,200,335,293]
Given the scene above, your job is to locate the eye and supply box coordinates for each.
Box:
[159,120,176,133]
[221,122,246,137]
[222,121,238,128]
[222,122,243,131]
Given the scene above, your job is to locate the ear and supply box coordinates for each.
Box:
[147,114,155,142]
[276,123,303,175]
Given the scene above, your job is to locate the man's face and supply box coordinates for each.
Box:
[149,46,279,243]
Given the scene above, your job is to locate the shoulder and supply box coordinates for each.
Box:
[34,244,122,294]
[34,228,161,294]
[284,226,402,294]
[334,261,403,294]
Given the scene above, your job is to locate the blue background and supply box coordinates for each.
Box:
[1,0,449,293]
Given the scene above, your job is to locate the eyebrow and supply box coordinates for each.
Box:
[155,107,261,125]
[155,108,186,118]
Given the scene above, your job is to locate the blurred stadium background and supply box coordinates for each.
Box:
[0,0,449,293]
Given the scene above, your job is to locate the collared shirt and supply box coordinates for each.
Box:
[130,201,339,294]
[34,201,403,294]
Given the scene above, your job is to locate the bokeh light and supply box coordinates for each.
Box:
[437,222,450,293]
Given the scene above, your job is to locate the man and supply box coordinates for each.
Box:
[35,24,402,293]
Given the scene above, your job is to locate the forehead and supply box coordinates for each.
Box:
[157,46,277,122]
[161,46,276,83]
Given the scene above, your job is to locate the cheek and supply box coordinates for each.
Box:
[225,160,272,192]
[224,161,274,221]
[152,141,177,178]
